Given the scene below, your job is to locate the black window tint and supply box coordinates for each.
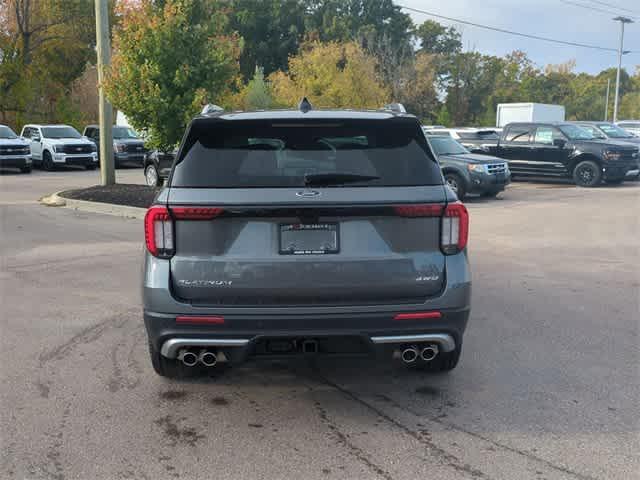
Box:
[172,119,442,188]
[457,131,500,140]
[505,126,532,143]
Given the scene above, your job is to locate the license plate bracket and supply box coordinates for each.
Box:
[279,223,339,255]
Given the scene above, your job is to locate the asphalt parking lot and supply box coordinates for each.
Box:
[1,169,638,480]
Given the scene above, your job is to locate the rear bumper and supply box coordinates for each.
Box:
[145,307,469,359]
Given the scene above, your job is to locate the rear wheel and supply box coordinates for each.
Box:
[43,151,55,171]
[573,160,602,187]
[444,172,466,200]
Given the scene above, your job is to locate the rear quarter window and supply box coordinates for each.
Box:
[171,119,442,188]
[505,126,532,143]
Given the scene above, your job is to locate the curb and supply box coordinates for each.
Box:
[39,191,146,219]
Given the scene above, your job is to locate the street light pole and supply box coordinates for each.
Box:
[604,78,610,121]
[94,0,115,185]
[612,16,633,123]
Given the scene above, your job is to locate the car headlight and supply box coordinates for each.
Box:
[114,143,125,153]
[51,145,57,153]
[603,150,622,161]
[468,164,486,173]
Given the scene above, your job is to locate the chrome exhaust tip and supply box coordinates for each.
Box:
[420,344,439,362]
[401,346,419,364]
[199,349,218,367]
[178,349,198,367]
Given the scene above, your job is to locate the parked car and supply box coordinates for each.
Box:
[572,121,640,179]
[426,135,510,200]
[82,125,148,168]
[423,127,500,155]
[143,102,471,378]
[143,149,175,186]
[494,122,638,187]
[20,124,97,170]
[0,124,32,173]
[616,121,640,137]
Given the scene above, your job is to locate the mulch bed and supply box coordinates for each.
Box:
[60,184,160,209]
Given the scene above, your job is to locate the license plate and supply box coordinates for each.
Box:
[279,223,339,255]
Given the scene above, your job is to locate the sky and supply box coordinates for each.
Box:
[399,0,639,74]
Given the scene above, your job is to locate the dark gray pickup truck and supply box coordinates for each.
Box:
[491,122,638,187]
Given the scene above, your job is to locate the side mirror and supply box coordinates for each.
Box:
[33,135,41,142]
[553,138,566,148]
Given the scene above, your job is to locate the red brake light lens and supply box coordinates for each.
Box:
[394,204,444,217]
[171,207,224,220]
[394,311,442,321]
[441,202,469,254]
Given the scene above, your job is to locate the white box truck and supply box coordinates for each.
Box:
[496,103,565,127]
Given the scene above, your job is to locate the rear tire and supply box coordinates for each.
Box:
[409,346,462,373]
[573,160,602,187]
[148,340,196,379]
[444,172,466,200]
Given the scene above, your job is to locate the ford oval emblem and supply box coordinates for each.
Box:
[296,190,321,198]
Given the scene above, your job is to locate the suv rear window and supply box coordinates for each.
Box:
[456,131,499,140]
[171,119,442,188]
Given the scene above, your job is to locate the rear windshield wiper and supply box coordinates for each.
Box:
[304,172,381,186]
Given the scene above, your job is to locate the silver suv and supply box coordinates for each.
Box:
[143,103,471,378]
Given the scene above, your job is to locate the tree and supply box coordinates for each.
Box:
[416,20,461,55]
[104,0,241,150]
[228,0,306,80]
[227,66,273,110]
[0,0,97,128]
[269,41,389,109]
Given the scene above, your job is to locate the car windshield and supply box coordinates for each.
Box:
[457,131,500,140]
[598,124,633,138]
[113,126,139,139]
[0,126,18,139]
[41,126,81,139]
[172,119,442,188]
[429,136,469,155]
[558,124,594,140]
[579,125,606,139]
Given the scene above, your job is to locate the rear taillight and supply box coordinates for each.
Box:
[144,206,173,258]
[394,202,469,255]
[441,202,469,255]
[144,206,224,258]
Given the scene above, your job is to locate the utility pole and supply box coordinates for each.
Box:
[94,0,115,185]
[604,78,610,121]
[612,16,633,123]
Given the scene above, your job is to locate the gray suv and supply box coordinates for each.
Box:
[143,102,471,378]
